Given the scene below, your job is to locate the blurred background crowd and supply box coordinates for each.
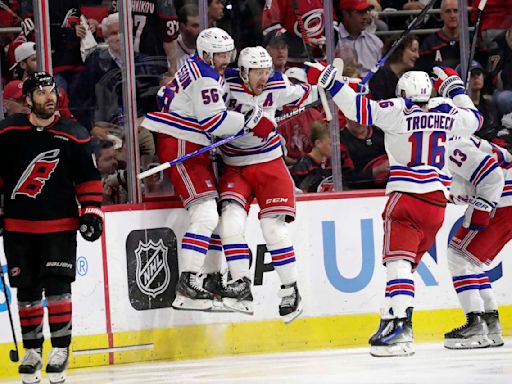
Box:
[1,0,511,204]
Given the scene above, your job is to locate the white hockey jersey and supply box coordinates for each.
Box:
[141,54,245,146]
[222,68,318,166]
[447,136,512,208]
[328,80,483,198]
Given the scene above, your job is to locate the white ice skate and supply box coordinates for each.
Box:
[46,347,69,384]
[19,348,42,384]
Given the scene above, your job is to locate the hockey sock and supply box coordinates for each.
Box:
[447,248,485,313]
[201,232,224,274]
[18,300,44,350]
[261,217,297,285]
[385,260,414,319]
[479,274,498,312]
[46,293,72,348]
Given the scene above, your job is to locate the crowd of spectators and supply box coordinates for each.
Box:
[1,0,512,203]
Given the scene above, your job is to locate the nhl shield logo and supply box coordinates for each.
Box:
[135,239,171,298]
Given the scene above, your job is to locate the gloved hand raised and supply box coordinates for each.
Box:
[432,66,465,98]
[79,207,104,242]
[304,61,338,90]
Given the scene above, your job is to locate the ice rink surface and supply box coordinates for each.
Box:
[2,340,511,384]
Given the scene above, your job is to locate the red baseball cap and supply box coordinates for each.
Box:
[3,80,24,100]
[339,0,374,11]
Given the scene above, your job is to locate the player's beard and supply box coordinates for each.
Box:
[32,99,56,119]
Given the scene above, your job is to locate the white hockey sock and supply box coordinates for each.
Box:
[201,231,224,274]
[223,240,251,280]
[447,247,485,313]
[385,260,414,319]
[479,274,498,312]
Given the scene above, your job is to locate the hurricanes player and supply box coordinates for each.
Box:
[443,136,512,349]
[305,62,483,355]
[141,29,274,312]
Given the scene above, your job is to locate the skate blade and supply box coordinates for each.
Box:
[171,295,214,312]
[47,371,66,384]
[21,371,42,384]
[444,335,491,350]
[488,333,504,347]
[209,298,236,313]
[222,298,254,315]
[370,342,414,357]
[281,303,303,325]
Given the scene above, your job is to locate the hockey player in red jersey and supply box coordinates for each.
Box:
[305,62,483,355]
[202,46,321,323]
[141,28,275,312]
[0,72,103,384]
[443,137,512,349]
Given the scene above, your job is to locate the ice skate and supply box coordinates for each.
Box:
[220,276,254,315]
[172,272,216,311]
[46,347,69,384]
[482,310,504,347]
[444,312,491,349]
[370,317,414,357]
[19,348,42,384]
[202,272,236,313]
[278,282,303,324]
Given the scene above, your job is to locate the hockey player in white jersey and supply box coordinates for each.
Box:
[444,137,512,349]
[305,62,482,355]
[141,28,275,311]
[202,46,320,323]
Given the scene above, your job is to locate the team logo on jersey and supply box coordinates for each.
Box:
[294,9,324,39]
[126,228,178,310]
[11,149,60,199]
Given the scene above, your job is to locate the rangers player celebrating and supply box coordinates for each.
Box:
[444,136,511,349]
[205,46,320,323]
[142,28,274,312]
[305,62,482,355]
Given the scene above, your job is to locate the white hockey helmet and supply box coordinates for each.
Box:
[196,27,236,65]
[238,46,273,83]
[395,71,432,103]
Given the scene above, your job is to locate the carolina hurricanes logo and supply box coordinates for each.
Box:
[11,149,60,199]
[294,9,324,39]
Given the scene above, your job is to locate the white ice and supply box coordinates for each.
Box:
[2,339,512,383]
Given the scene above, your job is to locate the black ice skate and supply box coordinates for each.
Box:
[369,307,413,344]
[370,317,414,357]
[444,312,491,349]
[219,276,254,315]
[202,272,237,313]
[46,347,69,384]
[278,282,303,324]
[482,310,504,347]
[172,272,216,311]
[19,348,42,384]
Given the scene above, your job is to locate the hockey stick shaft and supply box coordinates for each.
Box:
[0,267,20,362]
[465,0,488,91]
[360,0,437,87]
[290,0,332,121]
[0,1,23,21]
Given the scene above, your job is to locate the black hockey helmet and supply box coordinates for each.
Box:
[22,71,57,96]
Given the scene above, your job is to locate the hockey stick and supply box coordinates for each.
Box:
[360,0,437,88]
[465,0,488,91]
[290,0,332,121]
[0,1,23,22]
[0,266,20,362]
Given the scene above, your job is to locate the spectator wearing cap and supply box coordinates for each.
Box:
[264,31,289,73]
[457,61,500,141]
[416,0,462,73]
[369,34,420,100]
[9,42,36,80]
[336,0,383,76]
[2,80,30,116]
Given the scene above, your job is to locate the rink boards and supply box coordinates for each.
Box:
[1,192,511,378]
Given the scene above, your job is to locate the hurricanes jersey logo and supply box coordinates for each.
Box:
[11,149,60,199]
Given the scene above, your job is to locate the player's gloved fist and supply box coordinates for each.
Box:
[79,207,104,242]
[462,197,494,231]
[432,66,465,98]
[244,106,276,140]
[304,61,338,90]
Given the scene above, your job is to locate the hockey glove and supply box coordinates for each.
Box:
[79,207,104,242]
[244,106,275,140]
[432,66,465,98]
[304,61,338,90]
[462,197,494,231]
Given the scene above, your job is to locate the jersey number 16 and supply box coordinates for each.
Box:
[408,131,447,168]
